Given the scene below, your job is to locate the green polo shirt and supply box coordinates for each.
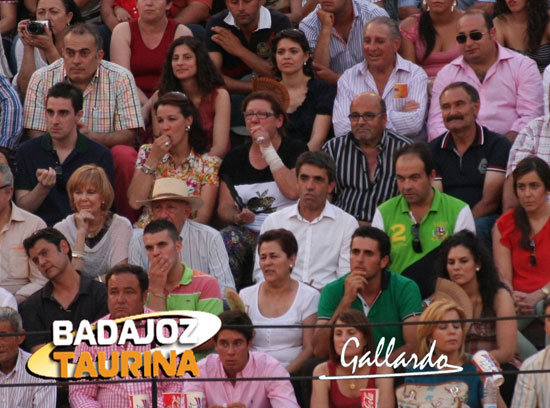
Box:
[318,270,423,354]
[374,188,472,274]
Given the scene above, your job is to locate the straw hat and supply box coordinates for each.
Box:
[432,278,473,334]
[137,178,203,211]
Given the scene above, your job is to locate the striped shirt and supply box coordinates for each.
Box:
[69,308,181,408]
[506,115,550,177]
[511,347,550,408]
[0,349,56,407]
[299,0,388,74]
[322,129,412,222]
[23,59,143,134]
[0,74,22,150]
[333,55,428,140]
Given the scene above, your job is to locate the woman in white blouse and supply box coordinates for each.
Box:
[240,228,319,373]
[54,164,132,281]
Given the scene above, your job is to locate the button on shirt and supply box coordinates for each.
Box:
[333,55,429,139]
[183,351,300,408]
[299,0,388,74]
[0,349,56,407]
[23,59,144,133]
[428,44,543,141]
[252,201,358,289]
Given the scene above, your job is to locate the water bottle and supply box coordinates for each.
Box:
[483,376,498,408]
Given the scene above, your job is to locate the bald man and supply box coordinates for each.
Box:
[323,92,413,225]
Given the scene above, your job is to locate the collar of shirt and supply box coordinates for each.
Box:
[359,53,412,77]
[292,201,337,223]
[160,148,199,167]
[40,131,90,153]
[451,42,515,70]
[398,186,443,215]
[441,123,485,150]
[41,271,93,302]
[177,262,194,287]
[223,6,272,31]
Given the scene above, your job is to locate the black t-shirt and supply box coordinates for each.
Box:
[205,8,291,79]
[220,137,308,230]
[287,78,336,144]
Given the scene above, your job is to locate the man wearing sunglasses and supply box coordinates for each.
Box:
[427,10,543,142]
[372,143,475,298]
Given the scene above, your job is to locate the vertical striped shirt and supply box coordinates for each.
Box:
[0,349,56,407]
[23,59,144,133]
[0,75,22,150]
[511,347,550,408]
[299,0,388,74]
[322,129,412,222]
[333,55,429,140]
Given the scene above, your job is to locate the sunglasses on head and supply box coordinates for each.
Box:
[456,30,488,44]
[529,239,537,267]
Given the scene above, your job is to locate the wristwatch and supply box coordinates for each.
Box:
[139,163,156,175]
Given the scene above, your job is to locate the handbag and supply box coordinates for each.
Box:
[395,380,471,407]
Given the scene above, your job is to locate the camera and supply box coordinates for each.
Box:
[27,20,51,35]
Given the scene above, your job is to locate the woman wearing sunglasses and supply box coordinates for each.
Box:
[128,92,220,226]
[493,156,550,359]
[493,0,550,73]
[399,0,462,79]
[217,91,307,289]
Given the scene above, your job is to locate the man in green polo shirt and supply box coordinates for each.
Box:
[313,226,423,360]
[372,143,475,298]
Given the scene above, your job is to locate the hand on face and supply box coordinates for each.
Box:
[249,124,271,147]
[148,256,172,293]
[316,8,334,27]
[149,134,173,164]
[74,210,95,233]
[36,167,57,189]
[343,269,368,303]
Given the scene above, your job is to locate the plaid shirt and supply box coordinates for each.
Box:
[69,308,181,408]
[23,59,143,134]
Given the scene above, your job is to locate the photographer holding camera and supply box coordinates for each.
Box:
[14,0,83,95]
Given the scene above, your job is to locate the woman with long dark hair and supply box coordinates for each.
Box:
[144,36,230,158]
[311,309,394,408]
[271,29,334,151]
[15,0,83,94]
[494,0,550,73]
[399,0,462,79]
[493,156,550,357]
[128,92,220,226]
[435,230,519,404]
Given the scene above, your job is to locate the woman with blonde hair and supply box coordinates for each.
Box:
[407,299,505,408]
[54,164,132,280]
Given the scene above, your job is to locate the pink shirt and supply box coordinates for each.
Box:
[428,44,543,141]
[183,351,300,408]
[69,308,181,408]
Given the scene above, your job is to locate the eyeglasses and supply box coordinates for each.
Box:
[411,223,423,253]
[243,111,276,120]
[456,30,488,44]
[348,112,384,122]
[529,240,537,267]
[0,184,11,190]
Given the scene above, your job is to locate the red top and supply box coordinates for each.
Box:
[497,209,550,293]
[327,359,377,408]
[129,19,179,97]
[197,87,221,149]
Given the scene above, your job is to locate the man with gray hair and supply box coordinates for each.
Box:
[0,163,47,303]
[332,16,428,140]
[0,307,56,406]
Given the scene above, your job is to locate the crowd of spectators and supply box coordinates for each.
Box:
[2,0,550,406]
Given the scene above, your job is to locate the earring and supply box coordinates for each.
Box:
[303,62,307,66]
[423,0,429,11]
[289,264,294,268]
[185,125,191,132]
[476,267,480,272]
[452,0,456,12]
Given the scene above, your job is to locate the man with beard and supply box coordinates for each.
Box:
[323,92,412,225]
[428,82,510,247]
